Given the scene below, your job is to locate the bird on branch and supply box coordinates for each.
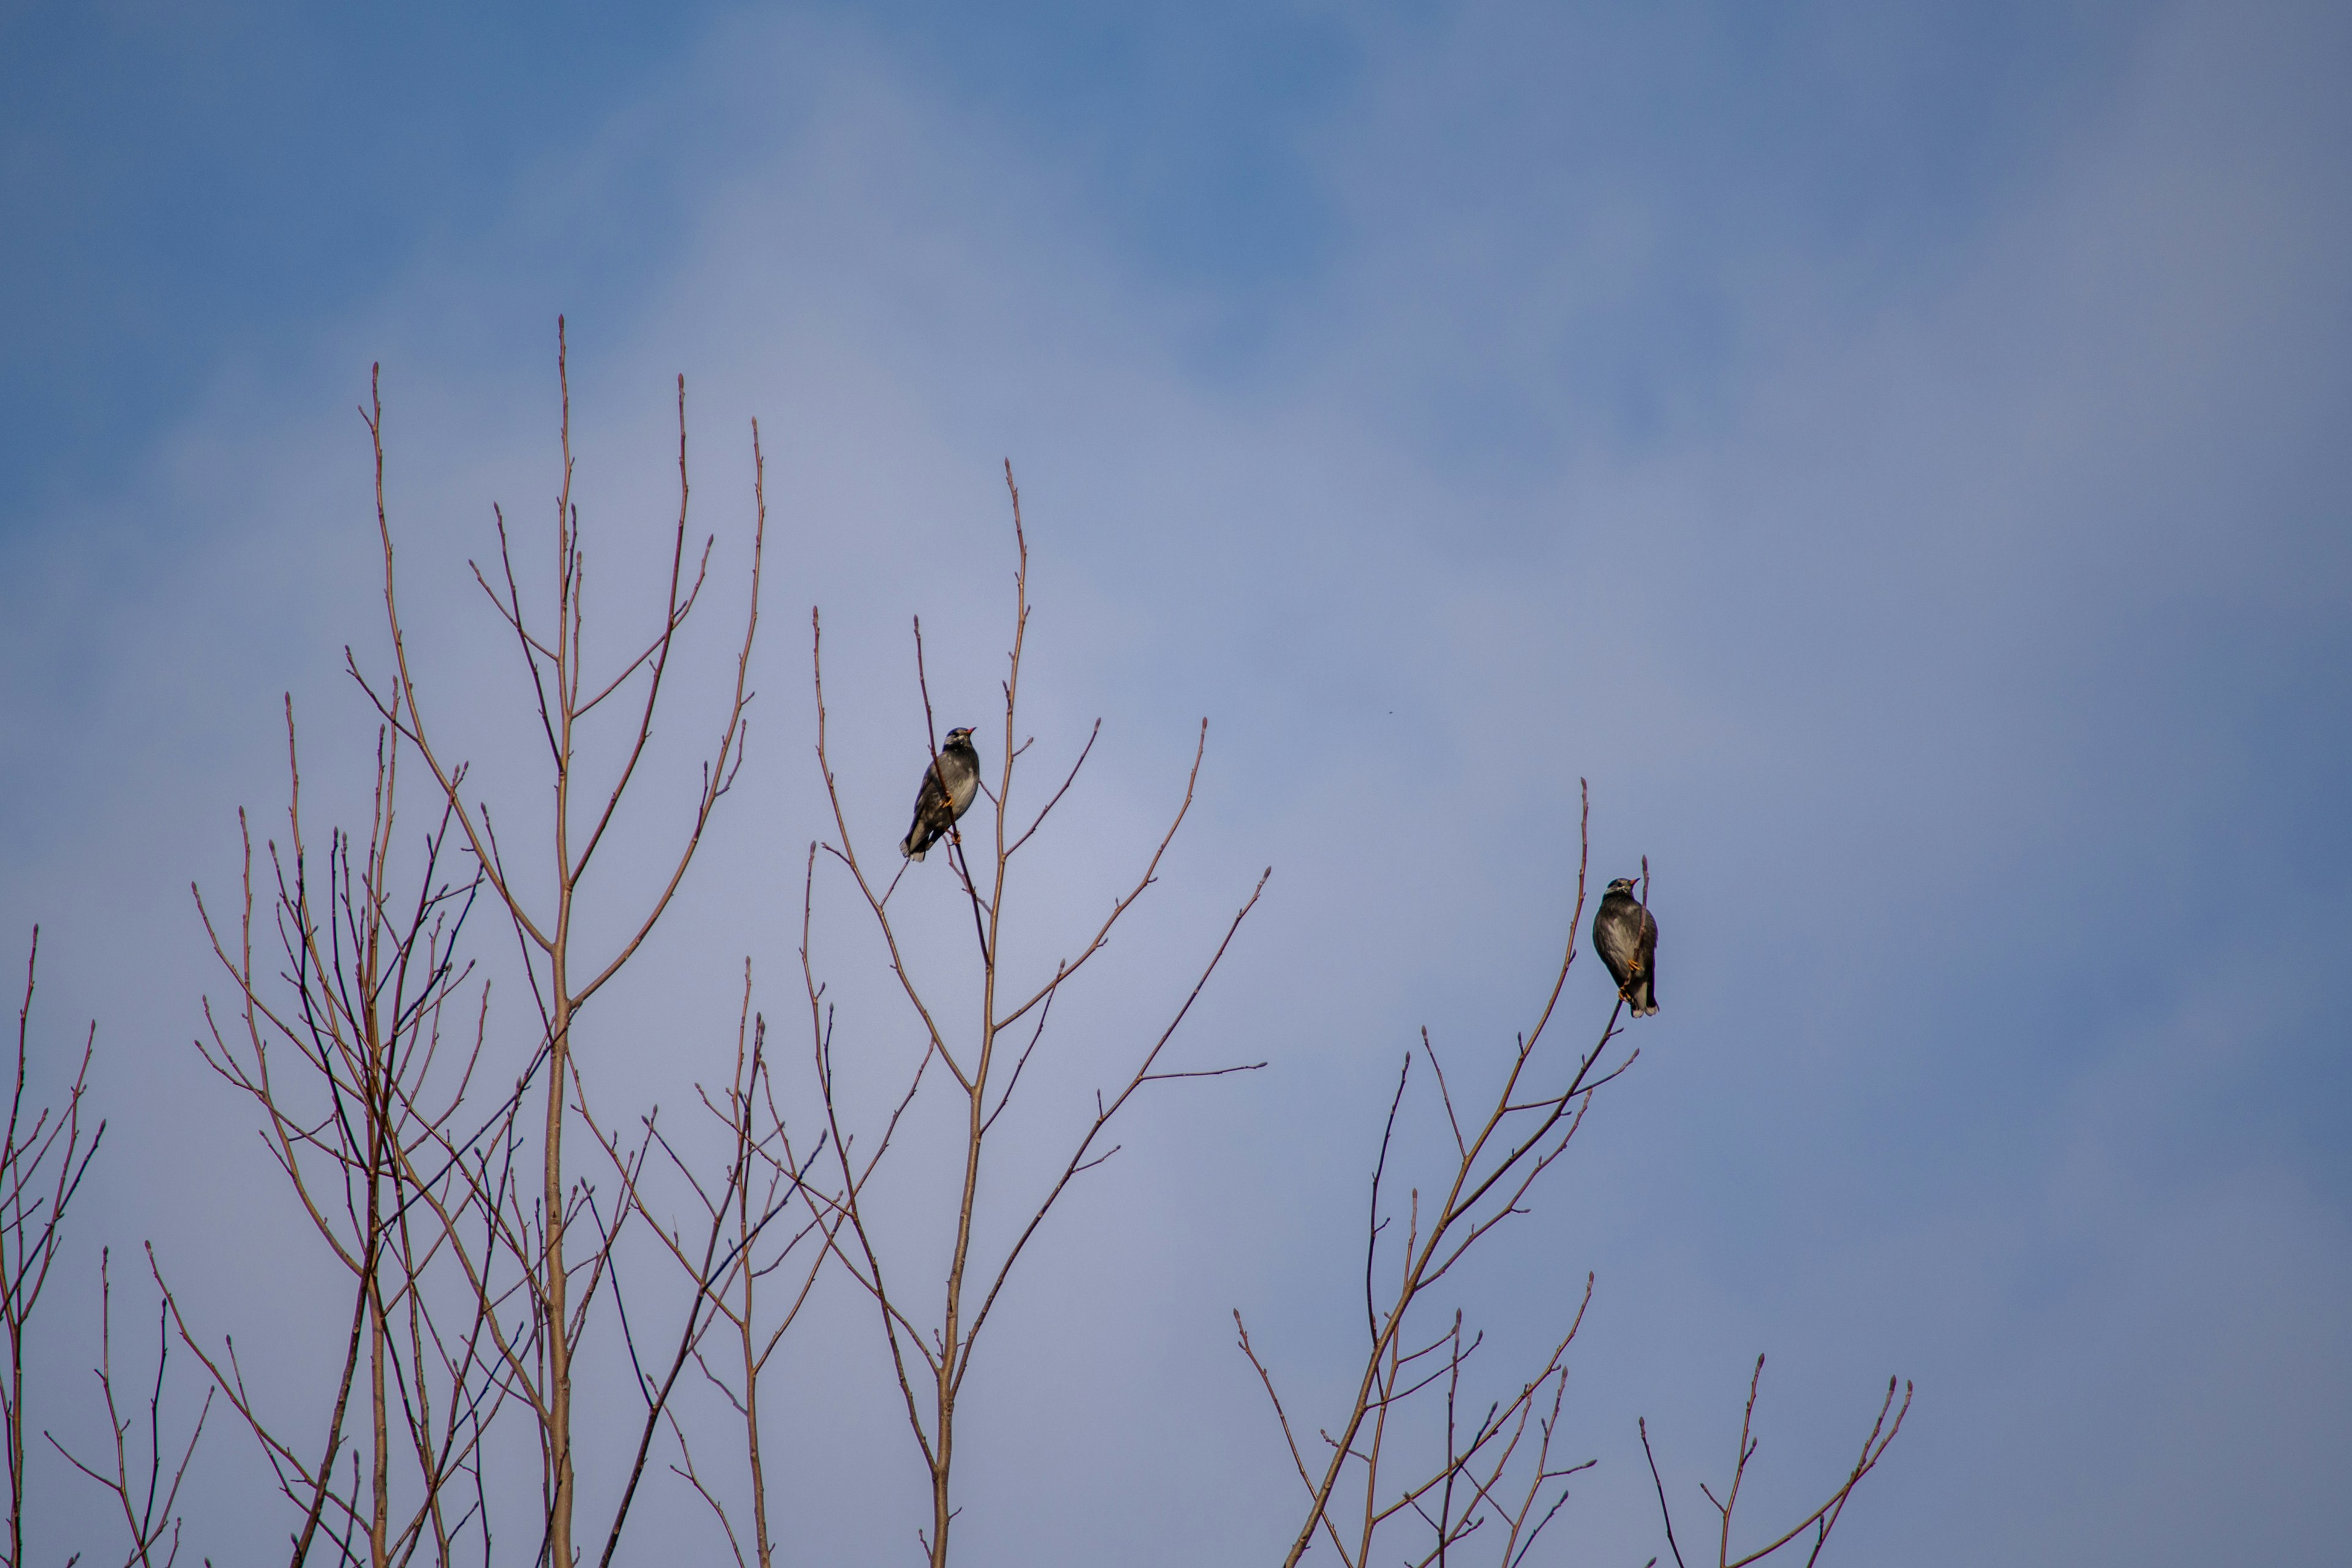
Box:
[1592,876,1659,1016]
[900,726,980,861]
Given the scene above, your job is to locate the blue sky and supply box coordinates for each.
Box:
[3,2,2349,1563]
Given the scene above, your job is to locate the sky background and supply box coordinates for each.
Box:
[3,1,2349,1563]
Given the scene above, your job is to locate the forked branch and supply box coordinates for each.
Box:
[1640,1356,1910,1568]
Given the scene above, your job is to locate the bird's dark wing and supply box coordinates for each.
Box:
[916,762,949,818]
[902,756,956,859]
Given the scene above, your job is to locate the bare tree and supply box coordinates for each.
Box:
[49,1250,211,1568]
[0,930,105,1566]
[1238,793,1634,1568]
[164,324,767,1566]
[1639,1355,1910,1568]
[27,330,1913,1567]
[348,325,766,1566]
[799,466,1267,1567]
[175,697,508,1566]
[1240,830,1907,1567]
[577,968,837,1568]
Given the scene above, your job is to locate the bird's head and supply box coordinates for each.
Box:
[1605,877,1640,897]
[944,726,975,747]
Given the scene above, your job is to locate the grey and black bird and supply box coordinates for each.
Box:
[900,726,981,861]
[1591,877,1659,1016]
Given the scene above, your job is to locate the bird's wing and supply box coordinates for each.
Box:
[913,758,947,815]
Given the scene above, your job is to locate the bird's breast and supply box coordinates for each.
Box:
[946,757,979,812]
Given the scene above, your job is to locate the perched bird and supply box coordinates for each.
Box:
[900,726,981,861]
[1591,877,1659,1016]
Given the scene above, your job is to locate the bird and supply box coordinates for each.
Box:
[900,726,981,861]
[1591,877,1659,1016]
